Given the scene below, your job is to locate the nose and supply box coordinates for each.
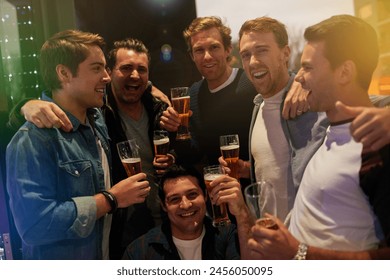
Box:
[102,69,111,84]
[130,69,140,79]
[179,196,192,209]
[295,68,304,84]
[249,54,258,66]
[204,50,213,60]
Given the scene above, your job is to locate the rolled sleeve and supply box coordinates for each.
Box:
[71,196,97,238]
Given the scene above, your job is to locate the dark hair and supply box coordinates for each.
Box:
[158,164,206,204]
[40,29,105,91]
[106,38,150,70]
[239,16,289,49]
[304,14,378,90]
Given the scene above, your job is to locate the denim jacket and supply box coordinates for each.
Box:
[6,93,111,259]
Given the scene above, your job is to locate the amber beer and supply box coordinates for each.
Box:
[256,217,278,230]
[171,96,190,140]
[116,139,142,177]
[153,137,170,157]
[220,144,240,179]
[171,87,191,140]
[204,172,231,227]
[121,158,142,177]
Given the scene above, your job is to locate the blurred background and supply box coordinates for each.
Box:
[0,0,389,259]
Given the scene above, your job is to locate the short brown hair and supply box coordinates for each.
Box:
[304,14,378,90]
[40,29,105,91]
[183,16,232,53]
[239,17,289,49]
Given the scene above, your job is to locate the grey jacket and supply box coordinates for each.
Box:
[248,73,329,212]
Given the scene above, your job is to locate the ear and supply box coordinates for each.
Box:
[337,60,355,85]
[226,45,233,56]
[160,201,168,212]
[56,64,72,84]
[281,46,291,68]
[282,45,291,64]
[189,51,195,62]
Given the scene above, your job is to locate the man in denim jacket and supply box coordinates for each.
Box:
[6,30,150,259]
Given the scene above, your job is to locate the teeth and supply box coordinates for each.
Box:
[253,71,267,78]
[181,211,195,217]
[96,89,105,93]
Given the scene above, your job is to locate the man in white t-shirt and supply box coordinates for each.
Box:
[247,15,390,260]
[122,164,252,260]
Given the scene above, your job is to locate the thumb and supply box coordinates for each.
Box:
[335,101,364,118]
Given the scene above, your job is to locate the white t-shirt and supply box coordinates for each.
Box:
[251,89,292,220]
[289,123,382,250]
[97,138,112,260]
[172,226,206,260]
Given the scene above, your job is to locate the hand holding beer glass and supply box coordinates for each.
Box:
[244,181,278,229]
[153,130,171,175]
[220,134,240,180]
[116,139,142,176]
[203,165,231,227]
[170,87,191,140]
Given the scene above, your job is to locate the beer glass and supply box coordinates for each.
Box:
[116,139,142,176]
[244,181,278,229]
[153,130,170,158]
[219,134,240,180]
[153,130,170,175]
[203,165,231,227]
[170,87,191,140]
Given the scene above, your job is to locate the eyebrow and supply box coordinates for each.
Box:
[89,62,106,67]
[166,187,200,199]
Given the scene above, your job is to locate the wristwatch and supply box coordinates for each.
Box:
[293,243,308,260]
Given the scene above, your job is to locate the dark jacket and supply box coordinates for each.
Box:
[122,216,240,260]
[102,84,169,259]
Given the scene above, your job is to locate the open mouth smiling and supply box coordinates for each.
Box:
[125,84,141,90]
[253,70,268,79]
[180,211,196,218]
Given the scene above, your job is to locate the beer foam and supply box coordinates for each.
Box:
[121,158,141,163]
[204,173,223,181]
[220,144,239,151]
[172,96,190,100]
[153,138,169,145]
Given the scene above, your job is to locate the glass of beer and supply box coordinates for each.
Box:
[153,130,170,157]
[244,181,278,230]
[153,130,170,175]
[170,87,191,140]
[219,134,240,180]
[116,139,142,176]
[203,165,231,227]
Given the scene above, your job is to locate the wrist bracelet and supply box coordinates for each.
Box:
[293,243,308,260]
[100,191,118,214]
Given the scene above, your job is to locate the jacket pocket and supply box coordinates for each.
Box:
[59,160,95,197]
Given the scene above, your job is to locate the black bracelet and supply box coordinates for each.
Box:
[100,191,118,214]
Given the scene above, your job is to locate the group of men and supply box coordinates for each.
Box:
[5,13,390,260]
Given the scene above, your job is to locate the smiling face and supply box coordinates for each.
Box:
[64,45,110,115]
[162,175,206,240]
[110,48,149,105]
[190,27,232,89]
[239,31,290,98]
[295,41,338,117]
